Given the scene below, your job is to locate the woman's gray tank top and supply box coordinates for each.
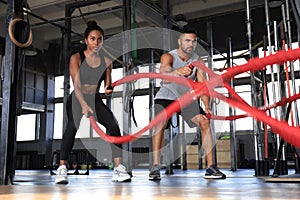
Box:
[155,49,199,100]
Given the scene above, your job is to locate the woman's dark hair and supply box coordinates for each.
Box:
[84,20,104,39]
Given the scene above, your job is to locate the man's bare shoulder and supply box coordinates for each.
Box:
[161,52,174,62]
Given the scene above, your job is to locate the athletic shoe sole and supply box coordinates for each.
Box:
[203,175,226,179]
[112,174,132,182]
[149,176,161,181]
[112,178,132,182]
[55,178,68,184]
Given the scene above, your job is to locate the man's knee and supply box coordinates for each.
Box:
[154,125,166,136]
[199,115,210,130]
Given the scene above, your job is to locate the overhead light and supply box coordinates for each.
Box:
[174,14,188,27]
[23,7,31,15]
[269,0,283,8]
[23,2,31,15]
[24,45,37,56]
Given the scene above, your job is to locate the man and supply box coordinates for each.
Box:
[149,29,226,180]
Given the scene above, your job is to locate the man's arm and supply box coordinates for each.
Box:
[160,53,193,77]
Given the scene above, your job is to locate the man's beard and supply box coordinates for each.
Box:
[182,47,193,55]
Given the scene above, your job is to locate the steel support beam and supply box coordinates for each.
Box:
[247,0,266,176]
[40,75,55,167]
[227,37,238,171]
[206,21,216,168]
[0,0,25,185]
[122,0,133,173]
[148,50,155,168]
[113,0,176,27]
[0,0,15,185]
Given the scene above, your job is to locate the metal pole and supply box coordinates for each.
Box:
[264,0,272,54]
[122,0,133,173]
[181,118,187,170]
[1,0,27,185]
[272,102,292,177]
[285,0,300,127]
[290,0,300,33]
[0,0,15,185]
[165,115,176,175]
[162,0,171,51]
[246,0,262,176]
[246,0,253,59]
[148,49,155,168]
[262,35,270,176]
[227,37,238,171]
[31,5,122,28]
[296,6,300,173]
[206,21,217,167]
[264,0,279,120]
[296,3,300,172]
[281,3,296,126]
[62,4,74,137]
[274,20,288,175]
[161,0,174,175]
[273,20,283,119]
[264,0,280,176]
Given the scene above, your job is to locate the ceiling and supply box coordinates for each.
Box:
[0,0,297,53]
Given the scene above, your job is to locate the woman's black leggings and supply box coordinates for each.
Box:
[60,92,123,160]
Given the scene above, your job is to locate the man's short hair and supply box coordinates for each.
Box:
[181,27,198,35]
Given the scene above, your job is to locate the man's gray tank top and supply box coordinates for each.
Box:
[155,49,199,100]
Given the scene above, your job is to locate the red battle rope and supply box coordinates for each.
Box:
[89,47,300,148]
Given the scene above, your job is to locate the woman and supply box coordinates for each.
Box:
[55,20,131,184]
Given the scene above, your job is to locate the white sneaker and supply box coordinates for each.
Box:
[55,165,68,184]
[112,164,131,182]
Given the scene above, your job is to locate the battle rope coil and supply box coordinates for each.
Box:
[8,18,32,48]
[89,47,300,149]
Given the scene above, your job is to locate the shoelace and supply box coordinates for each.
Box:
[60,168,67,175]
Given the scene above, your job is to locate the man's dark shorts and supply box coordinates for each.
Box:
[154,99,206,128]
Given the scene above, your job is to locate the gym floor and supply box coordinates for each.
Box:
[0,168,299,200]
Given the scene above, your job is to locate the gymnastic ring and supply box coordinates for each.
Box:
[8,18,32,48]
